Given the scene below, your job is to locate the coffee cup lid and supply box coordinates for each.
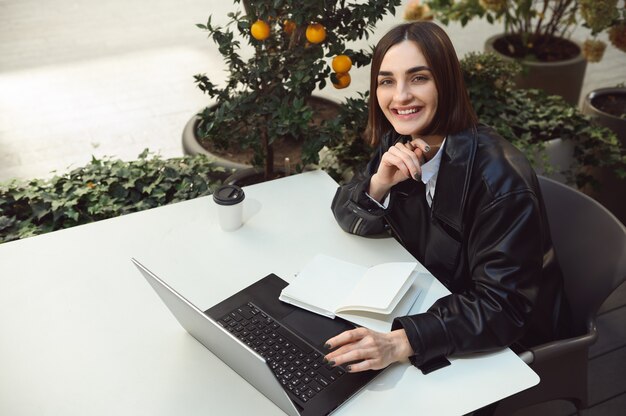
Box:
[213,184,245,206]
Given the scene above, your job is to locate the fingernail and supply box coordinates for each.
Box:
[323,357,328,364]
[424,145,431,153]
[346,365,352,372]
[328,360,335,366]
[324,343,331,350]
[413,172,420,181]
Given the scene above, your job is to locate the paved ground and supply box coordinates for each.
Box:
[1,0,624,182]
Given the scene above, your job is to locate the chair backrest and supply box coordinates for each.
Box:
[538,176,626,333]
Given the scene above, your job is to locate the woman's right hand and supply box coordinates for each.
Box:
[368,138,430,202]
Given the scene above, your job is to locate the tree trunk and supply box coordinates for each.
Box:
[242,1,253,16]
[261,119,274,180]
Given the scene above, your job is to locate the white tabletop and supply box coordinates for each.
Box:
[0,170,538,415]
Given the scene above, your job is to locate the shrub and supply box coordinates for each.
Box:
[0,150,226,243]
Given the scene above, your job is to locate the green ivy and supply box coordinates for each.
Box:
[461,52,625,188]
[0,150,227,243]
[319,91,374,182]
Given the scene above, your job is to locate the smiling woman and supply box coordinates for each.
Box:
[327,22,572,402]
[366,21,477,155]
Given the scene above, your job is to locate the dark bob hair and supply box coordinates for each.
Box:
[366,21,477,146]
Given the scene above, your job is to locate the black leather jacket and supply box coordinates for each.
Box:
[331,125,571,367]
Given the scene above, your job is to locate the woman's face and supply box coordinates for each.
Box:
[376,40,438,139]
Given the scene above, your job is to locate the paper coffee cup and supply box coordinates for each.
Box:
[213,185,245,231]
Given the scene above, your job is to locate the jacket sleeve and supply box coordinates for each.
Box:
[393,190,545,365]
[330,139,390,236]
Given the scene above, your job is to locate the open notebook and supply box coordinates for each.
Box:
[279,254,426,332]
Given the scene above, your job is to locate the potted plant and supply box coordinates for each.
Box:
[583,85,626,143]
[581,84,626,223]
[410,0,626,105]
[185,0,401,183]
[460,51,624,187]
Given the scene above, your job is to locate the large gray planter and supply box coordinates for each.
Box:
[581,87,626,225]
[485,34,587,106]
[181,112,251,172]
[182,95,342,174]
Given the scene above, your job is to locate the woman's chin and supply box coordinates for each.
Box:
[389,119,427,137]
[393,126,421,136]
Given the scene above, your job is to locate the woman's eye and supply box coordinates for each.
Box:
[412,75,429,83]
[378,79,393,86]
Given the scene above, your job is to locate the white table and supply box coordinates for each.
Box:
[0,170,538,415]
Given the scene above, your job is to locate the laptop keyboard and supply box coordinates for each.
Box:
[217,302,345,407]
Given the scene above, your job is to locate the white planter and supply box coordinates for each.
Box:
[582,87,626,145]
[532,138,575,185]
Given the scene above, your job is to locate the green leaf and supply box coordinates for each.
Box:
[30,200,50,220]
[109,182,128,199]
[0,216,16,232]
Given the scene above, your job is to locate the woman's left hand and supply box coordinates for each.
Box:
[323,328,413,373]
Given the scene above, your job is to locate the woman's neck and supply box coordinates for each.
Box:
[415,134,445,147]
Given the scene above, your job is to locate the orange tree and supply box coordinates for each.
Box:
[194,0,401,179]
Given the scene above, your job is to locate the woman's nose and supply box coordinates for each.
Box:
[393,83,411,102]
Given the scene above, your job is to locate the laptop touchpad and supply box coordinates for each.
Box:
[282,308,355,349]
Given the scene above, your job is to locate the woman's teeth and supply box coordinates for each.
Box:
[397,108,418,115]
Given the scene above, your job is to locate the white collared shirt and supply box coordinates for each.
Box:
[421,138,445,207]
[368,138,446,208]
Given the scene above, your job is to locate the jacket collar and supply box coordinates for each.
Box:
[431,127,477,234]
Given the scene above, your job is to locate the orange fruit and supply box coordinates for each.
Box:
[251,20,270,41]
[283,19,296,35]
[331,72,351,89]
[332,55,352,73]
[306,23,326,44]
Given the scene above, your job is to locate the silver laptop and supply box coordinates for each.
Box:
[132,258,382,416]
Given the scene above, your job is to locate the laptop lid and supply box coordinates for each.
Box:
[131,258,300,416]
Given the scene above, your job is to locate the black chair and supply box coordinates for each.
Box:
[494,176,626,415]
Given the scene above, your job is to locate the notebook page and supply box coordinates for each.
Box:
[280,254,366,317]
[337,262,417,313]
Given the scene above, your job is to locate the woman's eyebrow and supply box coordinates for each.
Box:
[378,65,431,77]
[407,65,431,74]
